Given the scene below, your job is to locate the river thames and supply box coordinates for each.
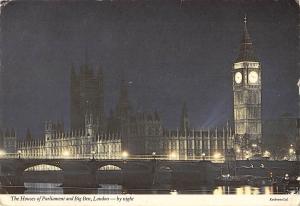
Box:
[12,183,295,195]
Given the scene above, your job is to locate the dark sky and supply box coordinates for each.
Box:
[1,0,298,138]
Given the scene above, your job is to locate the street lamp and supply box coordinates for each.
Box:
[17,150,21,159]
[169,152,176,160]
[151,152,157,185]
[91,150,95,160]
[201,153,206,160]
[62,150,70,158]
[122,151,129,160]
[213,152,221,160]
[0,150,6,157]
[152,152,156,160]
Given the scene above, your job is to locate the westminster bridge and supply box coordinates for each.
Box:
[0,158,299,193]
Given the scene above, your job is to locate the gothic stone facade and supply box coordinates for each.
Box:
[12,121,233,160]
[232,18,262,158]
[0,64,234,160]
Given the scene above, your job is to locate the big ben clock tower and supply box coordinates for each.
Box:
[233,17,262,159]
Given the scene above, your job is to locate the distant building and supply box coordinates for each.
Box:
[70,64,105,131]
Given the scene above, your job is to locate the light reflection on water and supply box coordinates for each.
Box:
[23,183,283,195]
[24,183,123,194]
[97,184,122,194]
[24,183,63,194]
[213,186,271,195]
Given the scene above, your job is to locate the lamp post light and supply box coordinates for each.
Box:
[91,150,95,160]
[201,153,206,160]
[213,152,221,161]
[120,151,129,188]
[152,152,156,160]
[0,150,6,158]
[17,150,21,159]
[151,152,157,186]
[62,150,70,159]
[122,151,129,160]
[169,152,176,160]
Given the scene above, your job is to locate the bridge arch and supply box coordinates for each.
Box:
[22,163,64,189]
[23,162,63,172]
[98,165,122,171]
[96,161,152,171]
[97,162,124,171]
[24,164,62,172]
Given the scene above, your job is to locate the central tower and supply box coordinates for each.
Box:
[232,17,262,158]
[70,64,104,131]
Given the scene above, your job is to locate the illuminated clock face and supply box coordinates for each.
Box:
[249,71,258,83]
[235,72,242,84]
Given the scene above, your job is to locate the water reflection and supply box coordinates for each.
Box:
[24,183,123,194]
[212,185,284,195]
[97,184,122,194]
[19,183,289,195]
[24,183,63,194]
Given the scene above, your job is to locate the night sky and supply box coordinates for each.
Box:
[1,0,298,138]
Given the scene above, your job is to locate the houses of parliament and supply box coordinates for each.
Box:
[0,60,234,160]
[0,62,234,160]
[0,18,298,160]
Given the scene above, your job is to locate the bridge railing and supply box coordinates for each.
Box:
[0,152,225,162]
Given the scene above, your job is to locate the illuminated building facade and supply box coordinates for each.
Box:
[232,17,262,159]
[5,110,233,160]
[0,72,234,160]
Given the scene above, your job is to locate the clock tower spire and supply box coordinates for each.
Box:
[233,16,262,159]
[236,15,257,62]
